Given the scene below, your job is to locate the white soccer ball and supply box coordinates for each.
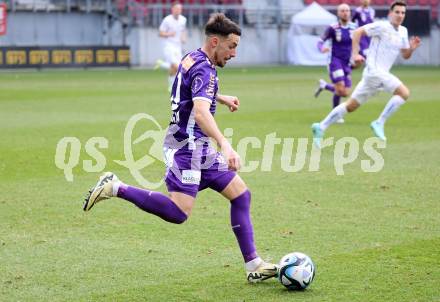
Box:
[278,252,316,290]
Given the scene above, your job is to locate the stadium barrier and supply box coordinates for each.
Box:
[0,46,130,68]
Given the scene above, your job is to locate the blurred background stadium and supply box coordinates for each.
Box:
[1,0,439,67]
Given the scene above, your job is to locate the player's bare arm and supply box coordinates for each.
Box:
[159,30,176,38]
[401,36,421,59]
[351,27,366,66]
[193,99,241,171]
[217,94,240,112]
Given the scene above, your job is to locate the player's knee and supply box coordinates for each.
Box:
[395,85,410,100]
[346,100,359,112]
[231,190,251,210]
[401,88,410,100]
[335,87,348,97]
[335,83,349,97]
[169,194,194,223]
[222,175,248,201]
[341,90,350,97]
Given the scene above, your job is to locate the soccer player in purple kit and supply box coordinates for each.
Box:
[82,13,278,283]
[314,4,358,124]
[352,0,375,58]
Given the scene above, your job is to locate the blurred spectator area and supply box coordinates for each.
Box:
[4,0,439,25]
[7,0,111,12]
[304,0,439,22]
[118,0,440,26]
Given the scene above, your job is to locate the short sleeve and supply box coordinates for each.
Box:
[191,65,216,104]
[401,28,410,49]
[364,21,384,37]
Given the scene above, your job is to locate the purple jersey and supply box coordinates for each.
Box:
[162,48,236,198]
[320,22,357,63]
[164,48,218,151]
[352,6,375,27]
[352,6,375,55]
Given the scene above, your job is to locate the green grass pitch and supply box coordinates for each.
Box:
[0,66,439,301]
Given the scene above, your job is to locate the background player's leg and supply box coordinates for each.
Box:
[325,82,335,92]
[319,102,348,131]
[332,81,345,109]
[371,78,408,141]
[154,59,171,70]
[168,63,178,91]
[332,94,341,108]
[333,80,350,124]
[376,84,409,125]
[314,79,334,98]
[312,77,366,147]
[319,73,360,131]
[315,79,334,98]
[320,97,360,130]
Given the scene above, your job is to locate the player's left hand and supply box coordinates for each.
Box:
[410,36,421,50]
[220,95,240,112]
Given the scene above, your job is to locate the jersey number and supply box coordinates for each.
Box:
[170,71,182,124]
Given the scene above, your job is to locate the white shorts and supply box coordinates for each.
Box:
[351,70,402,105]
[164,45,182,66]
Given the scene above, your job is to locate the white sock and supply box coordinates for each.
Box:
[168,75,175,91]
[245,257,263,271]
[161,61,171,69]
[112,181,121,197]
[320,103,348,131]
[377,95,405,125]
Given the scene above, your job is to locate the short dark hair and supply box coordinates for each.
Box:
[390,0,407,11]
[204,13,241,37]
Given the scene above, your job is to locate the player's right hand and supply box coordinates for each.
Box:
[321,47,330,53]
[350,54,365,68]
[227,149,241,172]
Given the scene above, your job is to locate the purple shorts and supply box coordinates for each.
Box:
[328,57,352,88]
[164,146,236,198]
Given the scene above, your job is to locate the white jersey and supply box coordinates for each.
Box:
[159,14,187,49]
[363,20,410,74]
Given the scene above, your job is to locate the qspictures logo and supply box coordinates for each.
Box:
[55,113,386,189]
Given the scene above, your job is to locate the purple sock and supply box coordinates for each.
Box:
[333,94,341,108]
[230,190,258,263]
[325,83,335,92]
[117,184,187,224]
